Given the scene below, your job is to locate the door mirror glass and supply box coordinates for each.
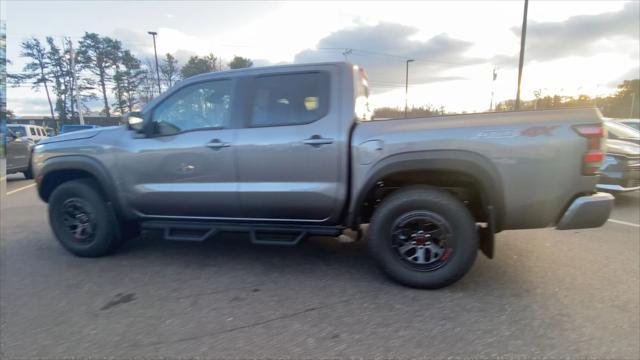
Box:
[125,112,145,132]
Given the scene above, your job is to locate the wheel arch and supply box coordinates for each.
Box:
[348,150,505,232]
[38,156,132,220]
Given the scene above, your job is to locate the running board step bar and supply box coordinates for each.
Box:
[141,221,345,245]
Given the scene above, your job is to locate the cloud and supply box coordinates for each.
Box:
[7,91,54,116]
[508,1,639,64]
[608,66,640,87]
[293,22,484,92]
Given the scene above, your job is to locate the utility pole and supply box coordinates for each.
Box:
[148,31,161,94]
[515,0,529,111]
[405,59,414,118]
[490,67,497,111]
[342,49,352,62]
[631,92,636,118]
[68,39,84,125]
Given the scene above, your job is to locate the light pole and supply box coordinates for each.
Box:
[67,40,84,125]
[148,31,162,94]
[405,59,414,118]
[515,0,529,111]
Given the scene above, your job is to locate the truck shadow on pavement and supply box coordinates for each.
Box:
[114,230,526,294]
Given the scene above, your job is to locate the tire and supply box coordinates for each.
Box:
[368,186,478,289]
[48,178,124,257]
[22,159,33,179]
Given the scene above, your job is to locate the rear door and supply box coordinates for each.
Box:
[234,67,346,223]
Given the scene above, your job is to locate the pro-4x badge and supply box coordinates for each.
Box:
[521,125,559,137]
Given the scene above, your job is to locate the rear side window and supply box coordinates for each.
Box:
[250,72,329,127]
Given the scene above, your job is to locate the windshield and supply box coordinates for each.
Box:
[605,121,640,139]
[7,126,27,137]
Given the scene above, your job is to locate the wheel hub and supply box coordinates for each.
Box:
[62,199,96,243]
[391,211,453,270]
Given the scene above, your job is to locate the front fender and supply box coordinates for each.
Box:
[37,155,132,220]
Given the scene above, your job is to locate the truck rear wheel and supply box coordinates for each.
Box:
[368,186,478,289]
[48,179,124,257]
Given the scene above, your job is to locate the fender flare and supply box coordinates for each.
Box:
[38,155,133,220]
[347,150,505,231]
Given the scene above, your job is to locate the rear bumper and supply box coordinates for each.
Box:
[556,192,614,230]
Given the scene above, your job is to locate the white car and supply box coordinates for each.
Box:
[7,124,49,143]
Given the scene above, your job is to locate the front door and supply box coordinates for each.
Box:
[6,130,30,172]
[234,70,345,223]
[119,78,241,218]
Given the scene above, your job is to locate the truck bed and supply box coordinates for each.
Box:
[351,108,603,230]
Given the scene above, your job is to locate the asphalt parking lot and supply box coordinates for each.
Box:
[1,173,639,359]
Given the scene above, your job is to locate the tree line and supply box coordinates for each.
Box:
[495,79,639,118]
[373,79,639,119]
[9,32,253,128]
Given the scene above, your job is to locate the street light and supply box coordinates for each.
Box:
[405,59,414,118]
[147,31,162,95]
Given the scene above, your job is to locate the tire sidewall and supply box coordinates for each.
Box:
[48,180,116,257]
[369,187,478,289]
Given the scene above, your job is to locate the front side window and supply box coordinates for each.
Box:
[153,80,233,135]
[250,72,329,127]
[30,127,36,136]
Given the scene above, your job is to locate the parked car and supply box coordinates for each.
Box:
[614,118,639,131]
[60,124,101,134]
[5,128,34,178]
[603,119,640,145]
[32,62,613,289]
[598,121,640,192]
[7,124,48,143]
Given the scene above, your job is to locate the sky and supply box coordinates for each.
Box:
[3,0,639,116]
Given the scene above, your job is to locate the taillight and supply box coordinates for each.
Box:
[574,124,606,175]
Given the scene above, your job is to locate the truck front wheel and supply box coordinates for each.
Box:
[368,186,478,289]
[48,179,124,257]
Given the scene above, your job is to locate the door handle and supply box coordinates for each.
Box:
[303,135,334,147]
[206,139,231,149]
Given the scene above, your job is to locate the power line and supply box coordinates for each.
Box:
[317,47,480,67]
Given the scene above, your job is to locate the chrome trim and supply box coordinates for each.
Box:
[596,184,640,192]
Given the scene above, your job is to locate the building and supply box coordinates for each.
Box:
[8,116,123,133]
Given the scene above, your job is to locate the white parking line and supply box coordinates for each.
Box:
[6,183,36,196]
[608,219,640,228]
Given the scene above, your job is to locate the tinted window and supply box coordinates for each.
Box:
[30,127,36,135]
[153,80,232,135]
[8,126,27,137]
[250,72,329,127]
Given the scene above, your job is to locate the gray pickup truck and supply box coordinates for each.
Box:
[33,62,613,288]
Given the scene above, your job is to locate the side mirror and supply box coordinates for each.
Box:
[125,112,146,132]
